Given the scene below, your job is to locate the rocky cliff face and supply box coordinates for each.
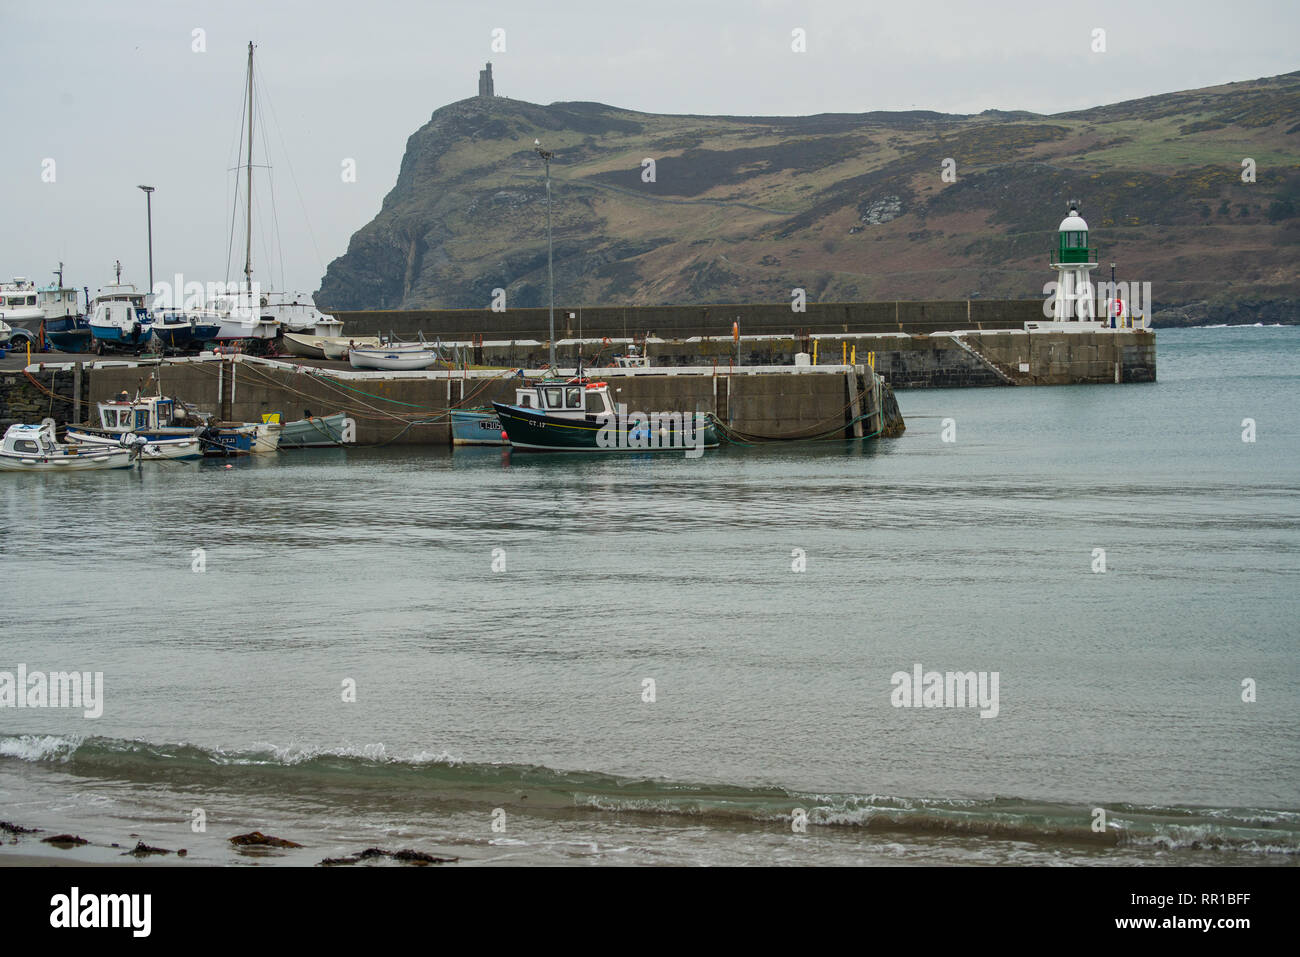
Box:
[317,73,1300,319]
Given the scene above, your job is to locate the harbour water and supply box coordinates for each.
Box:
[1,326,1297,865]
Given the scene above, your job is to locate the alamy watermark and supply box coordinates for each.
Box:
[1043,279,1152,323]
[149,273,261,318]
[1,665,103,718]
[596,405,708,458]
[890,663,999,718]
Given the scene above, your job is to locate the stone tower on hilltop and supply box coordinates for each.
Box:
[478,62,494,98]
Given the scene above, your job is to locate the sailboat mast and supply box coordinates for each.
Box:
[244,41,254,289]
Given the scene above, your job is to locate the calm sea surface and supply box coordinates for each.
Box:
[2,326,1297,865]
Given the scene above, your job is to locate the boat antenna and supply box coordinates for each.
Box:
[114,260,121,284]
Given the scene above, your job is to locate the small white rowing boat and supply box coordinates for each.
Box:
[0,423,135,471]
[348,348,441,370]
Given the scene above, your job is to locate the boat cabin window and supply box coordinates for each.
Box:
[543,387,563,409]
[565,387,582,409]
[135,410,150,429]
[103,408,131,429]
[519,393,533,408]
[585,390,606,413]
[13,439,38,453]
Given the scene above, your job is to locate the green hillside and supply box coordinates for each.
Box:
[317,71,1300,323]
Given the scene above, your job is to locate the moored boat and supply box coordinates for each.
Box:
[0,423,135,471]
[491,379,719,452]
[450,408,507,446]
[67,392,204,448]
[63,429,203,461]
[279,411,349,447]
[252,420,281,453]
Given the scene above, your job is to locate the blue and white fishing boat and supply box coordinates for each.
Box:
[39,266,91,353]
[65,392,204,460]
[151,305,222,353]
[87,262,152,354]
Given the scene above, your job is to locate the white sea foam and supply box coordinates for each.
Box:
[0,733,83,762]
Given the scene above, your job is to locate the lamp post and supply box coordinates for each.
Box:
[534,140,555,369]
[138,185,155,298]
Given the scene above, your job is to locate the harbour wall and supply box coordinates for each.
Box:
[59,358,903,446]
[334,299,1044,340]
[0,365,90,432]
[442,329,1156,388]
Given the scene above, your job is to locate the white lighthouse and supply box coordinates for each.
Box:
[1050,201,1100,322]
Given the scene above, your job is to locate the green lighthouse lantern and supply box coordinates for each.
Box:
[1050,200,1100,321]
[1057,202,1091,264]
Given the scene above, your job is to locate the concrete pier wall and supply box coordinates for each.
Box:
[334,299,1044,341]
[443,328,1156,388]
[71,359,903,446]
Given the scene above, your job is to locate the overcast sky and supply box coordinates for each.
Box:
[2,0,1295,302]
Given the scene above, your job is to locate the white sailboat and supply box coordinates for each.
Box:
[214,43,344,348]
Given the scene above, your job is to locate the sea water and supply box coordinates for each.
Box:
[1,326,1296,865]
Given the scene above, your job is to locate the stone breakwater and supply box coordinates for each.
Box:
[16,356,904,447]
[0,366,90,432]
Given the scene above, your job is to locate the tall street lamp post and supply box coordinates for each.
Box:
[138,185,155,299]
[534,140,555,369]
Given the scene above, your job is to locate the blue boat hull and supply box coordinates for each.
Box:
[152,323,221,352]
[197,427,255,456]
[89,323,152,351]
[44,316,92,353]
[450,409,506,445]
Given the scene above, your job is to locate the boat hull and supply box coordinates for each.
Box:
[252,422,281,453]
[279,412,348,448]
[44,316,92,353]
[282,333,328,360]
[0,447,135,471]
[152,323,221,352]
[491,403,719,452]
[451,409,507,446]
[349,349,440,370]
[89,323,152,351]
[64,427,203,461]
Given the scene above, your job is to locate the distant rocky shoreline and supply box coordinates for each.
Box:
[1151,298,1300,327]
